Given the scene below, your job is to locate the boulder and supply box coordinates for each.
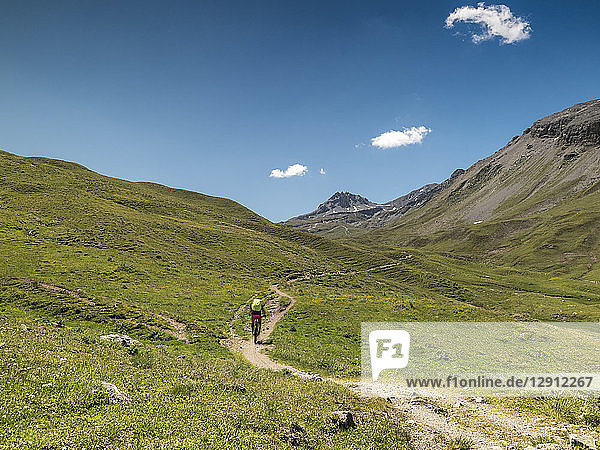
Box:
[569,434,597,449]
[101,382,130,403]
[330,410,356,430]
[100,334,141,347]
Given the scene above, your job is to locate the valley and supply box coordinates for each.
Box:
[2,99,600,449]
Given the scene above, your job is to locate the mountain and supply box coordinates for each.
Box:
[294,191,379,219]
[3,143,600,447]
[367,99,600,272]
[391,99,600,228]
[285,99,600,273]
[284,169,465,235]
[0,149,399,342]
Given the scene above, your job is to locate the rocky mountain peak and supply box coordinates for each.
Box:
[326,191,374,209]
[285,170,467,233]
[286,100,600,237]
[288,191,380,223]
[528,99,600,146]
[450,168,466,179]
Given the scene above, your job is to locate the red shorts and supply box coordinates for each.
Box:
[251,313,261,323]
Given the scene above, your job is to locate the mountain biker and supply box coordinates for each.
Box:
[250,297,266,335]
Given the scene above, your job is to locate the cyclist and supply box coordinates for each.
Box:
[250,297,266,340]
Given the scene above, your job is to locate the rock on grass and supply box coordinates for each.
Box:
[100,334,141,347]
[101,382,130,403]
[329,410,356,430]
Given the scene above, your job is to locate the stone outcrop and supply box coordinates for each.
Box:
[100,334,141,347]
[101,382,130,403]
[530,99,600,146]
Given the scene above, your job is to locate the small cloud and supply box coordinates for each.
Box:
[445,3,531,44]
[371,126,431,149]
[269,163,308,178]
[320,168,326,175]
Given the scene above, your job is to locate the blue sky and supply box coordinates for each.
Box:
[1,1,598,221]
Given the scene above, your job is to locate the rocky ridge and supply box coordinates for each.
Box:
[284,169,465,235]
[285,99,600,240]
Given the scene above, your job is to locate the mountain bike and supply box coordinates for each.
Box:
[251,315,262,344]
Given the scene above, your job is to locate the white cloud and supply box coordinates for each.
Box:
[269,163,308,178]
[371,126,431,149]
[445,3,531,44]
[320,168,326,175]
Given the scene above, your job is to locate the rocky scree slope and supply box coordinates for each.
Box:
[366,99,600,270]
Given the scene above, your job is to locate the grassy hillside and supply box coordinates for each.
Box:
[1,305,411,448]
[266,249,600,377]
[362,100,600,273]
[2,149,600,447]
[0,150,394,346]
[0,150,415,448]
[367,179,600,275]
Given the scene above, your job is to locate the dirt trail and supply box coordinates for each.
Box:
[14,267,584,448]
[38,281,97,306]
[223,263,579,449]
[17,278,189,343]
[284,257,411,284]
[223,285,306,372]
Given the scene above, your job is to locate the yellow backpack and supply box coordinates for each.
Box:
[251,298,263,312]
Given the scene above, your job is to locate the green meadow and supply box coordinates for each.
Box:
[2,150,600,447]
[268,250,600,378]
[0,150,414,448]
[0,305,412,449]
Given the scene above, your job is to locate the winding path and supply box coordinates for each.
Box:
[223,284,306,373]
[17,269,586,448]
[16,278,189,343]
[222,264,580,449]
